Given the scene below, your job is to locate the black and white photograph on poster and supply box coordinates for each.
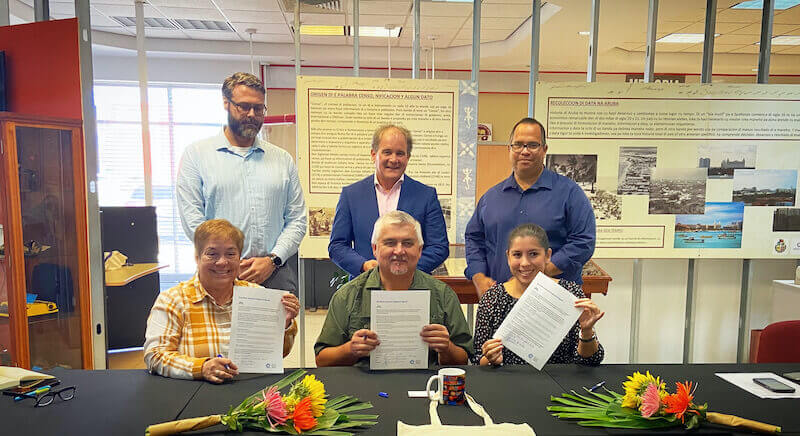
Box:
[546,154,597,193]
[308,207,335,237]
[733,169,797,206]
[617,146,657,195]
[648,168,707,215]
[587,190,622,221]
[439,198,452,230]
[697,144,756,179]
[773,208,800,231]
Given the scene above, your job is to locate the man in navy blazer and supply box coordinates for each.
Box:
[329,125,449,278]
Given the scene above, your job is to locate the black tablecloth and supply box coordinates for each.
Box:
[2,364,799,435]
[1,368,201,436]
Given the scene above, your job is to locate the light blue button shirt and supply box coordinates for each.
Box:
[176,128,307,261]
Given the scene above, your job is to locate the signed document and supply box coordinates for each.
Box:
[229,286,286,374]
[493,272,582,370]
[370,290,430,370]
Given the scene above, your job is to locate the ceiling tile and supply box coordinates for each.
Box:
[482,3,533,18]
[358,14,405,27]
[89,13,123,27]
[716,8,762,23]
[420,2,472,17]
[183,29,242,40]
[657,21,696,34]
[231,22,288,34]
[715,33,760,45]
[94,26,133,36]
[670,21,750,34]
[144,28,186,39]
[358,1,411,15]
[774,5,800,24]
[617,42,645,51]
[421,16,467,29]
[480,16,527,30]
[91,4,159,18]
[251,33,294,43]
[455,28,512,41]
[157,7,225,21]
[654,42,698,51]
[216,0,282,12]
[728,44,763,53]
[285,12,345,26]
[774,44,800,54]
[730,23,800,35]
[224,10,285,23]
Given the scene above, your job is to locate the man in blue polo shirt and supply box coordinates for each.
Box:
[465,117,595,296]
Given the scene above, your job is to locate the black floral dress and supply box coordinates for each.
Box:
[471,279,604,366]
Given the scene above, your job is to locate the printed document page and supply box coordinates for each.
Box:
[229,286,286,374]
[370,290,430,370]
[494,272,582,370]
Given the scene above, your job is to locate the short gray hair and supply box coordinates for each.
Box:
[371,210,424,246]
[371,124,413,154]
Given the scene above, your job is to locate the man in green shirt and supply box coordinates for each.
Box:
[315,210,472,367]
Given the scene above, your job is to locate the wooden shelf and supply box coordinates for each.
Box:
[104,263,168,287]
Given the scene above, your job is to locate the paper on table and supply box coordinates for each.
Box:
[715,372,800,399]
[493,272,582,370]
[370,290,430,370]
[228,286,286,374]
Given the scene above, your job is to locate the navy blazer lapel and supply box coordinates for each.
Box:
[397,175,417,212]
[359,175,380,223]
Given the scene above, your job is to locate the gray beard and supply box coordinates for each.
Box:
[228,112,262,139]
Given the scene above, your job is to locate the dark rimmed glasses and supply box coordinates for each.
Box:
[509,142,544,152]
[227,98,267,115]
[34,386,76,407]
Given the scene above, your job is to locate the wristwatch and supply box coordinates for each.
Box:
[267,253,283,267]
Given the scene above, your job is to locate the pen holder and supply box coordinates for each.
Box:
[426,368,466,405]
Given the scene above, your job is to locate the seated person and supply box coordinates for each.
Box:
[315,210,472,367]
[144,219,300,382]
[472,223,604,366]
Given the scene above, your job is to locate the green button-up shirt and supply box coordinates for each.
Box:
[314,268,474,367]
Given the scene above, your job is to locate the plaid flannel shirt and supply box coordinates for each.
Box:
[144,276,298,380]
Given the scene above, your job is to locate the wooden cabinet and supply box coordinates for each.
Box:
[0,113,93,369]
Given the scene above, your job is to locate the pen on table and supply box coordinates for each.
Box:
[589,381,606,392]
[14,385,51,401]
[216,354,230,370]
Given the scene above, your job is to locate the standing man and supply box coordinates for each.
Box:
[316,211,471,367]
[177,72,306,291]
[465,117,595,296]
[328,124,449,278]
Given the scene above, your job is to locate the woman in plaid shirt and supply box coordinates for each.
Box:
[144,219,300,383]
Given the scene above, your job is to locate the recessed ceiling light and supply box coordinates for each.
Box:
[733,0,800,10]
[657,33,719,43]
[348,26,402,37]
[772,35,800,45]
[578,31,591,36]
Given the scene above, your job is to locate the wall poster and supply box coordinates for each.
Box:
[536,82,800,258]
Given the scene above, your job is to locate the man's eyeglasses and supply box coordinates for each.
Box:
[228,98,267,115]
[510,142,544,152]
[34,386,76,407]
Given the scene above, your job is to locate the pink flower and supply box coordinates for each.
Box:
[261,386,288,428]
[639,383,661,418]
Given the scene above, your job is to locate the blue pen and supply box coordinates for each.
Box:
[216,354,230,370]
[14,385,51,401]
[589,381,606,392]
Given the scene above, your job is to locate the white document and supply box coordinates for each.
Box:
[228,286,286,374]
[493,272,582,370]
[715,372,800,399]
[370,290,430,370]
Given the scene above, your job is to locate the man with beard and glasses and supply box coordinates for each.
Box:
[328,124,448,279]
[314,211,472,367]
[176,72,306,292]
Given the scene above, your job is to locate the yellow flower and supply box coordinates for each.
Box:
[286,375,327,417]
[621,371,666,409]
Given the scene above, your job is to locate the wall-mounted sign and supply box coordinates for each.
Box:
[625,73,686,83]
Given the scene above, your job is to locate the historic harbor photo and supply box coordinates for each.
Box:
[648,168,707,215]
[308,207,335,237]
[587,190,622,221]
[733,169,797,206]
[697,144,756,179]
[674,202,744,249]
[773,208,800,231]
[546,154,597,193]
[617,146,657,195]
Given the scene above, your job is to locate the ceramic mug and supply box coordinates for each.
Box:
[426,368,466,405]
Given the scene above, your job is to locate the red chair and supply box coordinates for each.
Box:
[753,320,800,363]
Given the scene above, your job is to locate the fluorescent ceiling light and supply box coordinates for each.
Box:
[300,25,344,36]
[347,26,402,37]
[733,0,800,9]
[772,35,800,45]
[578,31,590,36]
[657,33,719,43]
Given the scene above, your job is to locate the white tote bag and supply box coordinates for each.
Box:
[397,393,536,435]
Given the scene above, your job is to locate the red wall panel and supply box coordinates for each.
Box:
[0,18,82,119]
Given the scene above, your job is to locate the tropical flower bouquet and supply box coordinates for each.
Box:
[549,371,781,434]
[146,369,378,436]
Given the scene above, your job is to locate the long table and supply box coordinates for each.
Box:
[2,364,799,435]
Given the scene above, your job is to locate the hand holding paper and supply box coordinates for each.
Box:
[228,286,287,374]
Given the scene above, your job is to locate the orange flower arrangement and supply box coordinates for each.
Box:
[290,397,318,433]
[663,381,699,423]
